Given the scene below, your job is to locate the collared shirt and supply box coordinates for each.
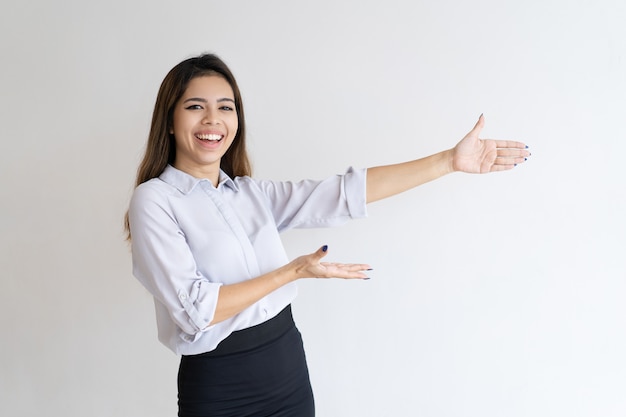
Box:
[129,165,368,355]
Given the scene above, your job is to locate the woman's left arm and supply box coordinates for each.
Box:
[366,114,530,203]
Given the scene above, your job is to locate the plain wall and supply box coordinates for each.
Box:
[1,0,625,416]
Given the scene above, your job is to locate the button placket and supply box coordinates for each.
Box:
[202,184,261,278]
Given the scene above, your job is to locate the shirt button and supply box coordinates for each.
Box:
[179,293,187,300]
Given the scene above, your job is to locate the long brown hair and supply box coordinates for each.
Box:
[124,54,251,239]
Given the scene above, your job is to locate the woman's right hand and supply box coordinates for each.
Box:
[212,246,370,325]
[287,245,371,280]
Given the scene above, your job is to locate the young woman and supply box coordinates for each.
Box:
[126,53,529,417]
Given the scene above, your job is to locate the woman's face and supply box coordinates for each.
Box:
[171,75,238,181]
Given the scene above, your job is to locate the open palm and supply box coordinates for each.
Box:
[453,115,529,173]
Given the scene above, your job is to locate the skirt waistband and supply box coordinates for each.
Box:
[189,305,294,358]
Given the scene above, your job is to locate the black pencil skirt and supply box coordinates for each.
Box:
[177,305,315,417]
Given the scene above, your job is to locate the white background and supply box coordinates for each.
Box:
[1,1,625,416]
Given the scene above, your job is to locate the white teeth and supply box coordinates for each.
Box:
[197,134,222,141]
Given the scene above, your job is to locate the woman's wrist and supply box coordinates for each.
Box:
[274,263,301,285]
[440,149,456,175]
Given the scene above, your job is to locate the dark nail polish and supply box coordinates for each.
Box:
[322,245,328,252]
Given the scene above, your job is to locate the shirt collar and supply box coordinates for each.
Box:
[159,165,239,194]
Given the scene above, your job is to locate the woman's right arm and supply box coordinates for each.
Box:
[211,245,370,325]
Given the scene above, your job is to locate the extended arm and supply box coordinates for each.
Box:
[366,115,530,203]
[211,246,370,325]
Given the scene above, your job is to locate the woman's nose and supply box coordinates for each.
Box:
[202,109,220,124]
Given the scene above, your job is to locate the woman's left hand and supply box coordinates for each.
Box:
[452,114,530,173]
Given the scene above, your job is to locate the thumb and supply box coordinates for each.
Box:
[314,245,329,260]
[468,113,485,137]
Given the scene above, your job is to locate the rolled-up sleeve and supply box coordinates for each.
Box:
[254,167,368,231]
[129,184,222,342]
[343,167,368,220]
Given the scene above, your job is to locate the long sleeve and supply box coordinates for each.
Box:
[250,166,368,231]
[129,184,222,343]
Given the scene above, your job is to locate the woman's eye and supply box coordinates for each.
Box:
[220,105,234,111]
[185,105,203,110]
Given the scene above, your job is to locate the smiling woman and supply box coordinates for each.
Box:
[124,53,529,417]
[123,54,251,207]
[170,76,239,182]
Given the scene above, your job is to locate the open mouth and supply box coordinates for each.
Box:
[195,133,223,142]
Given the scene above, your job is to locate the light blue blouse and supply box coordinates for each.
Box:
[129,165,368,355]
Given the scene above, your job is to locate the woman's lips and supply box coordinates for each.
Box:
[195,133,223,141]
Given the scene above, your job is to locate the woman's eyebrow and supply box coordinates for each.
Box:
[182,97,235,104]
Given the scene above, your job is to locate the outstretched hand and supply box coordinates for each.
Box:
[289,246,371,280]
[452,114,530,173]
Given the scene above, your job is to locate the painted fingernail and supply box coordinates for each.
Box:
[322,245,328,252]
[525,145,529,148]
[363,277,371,280]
